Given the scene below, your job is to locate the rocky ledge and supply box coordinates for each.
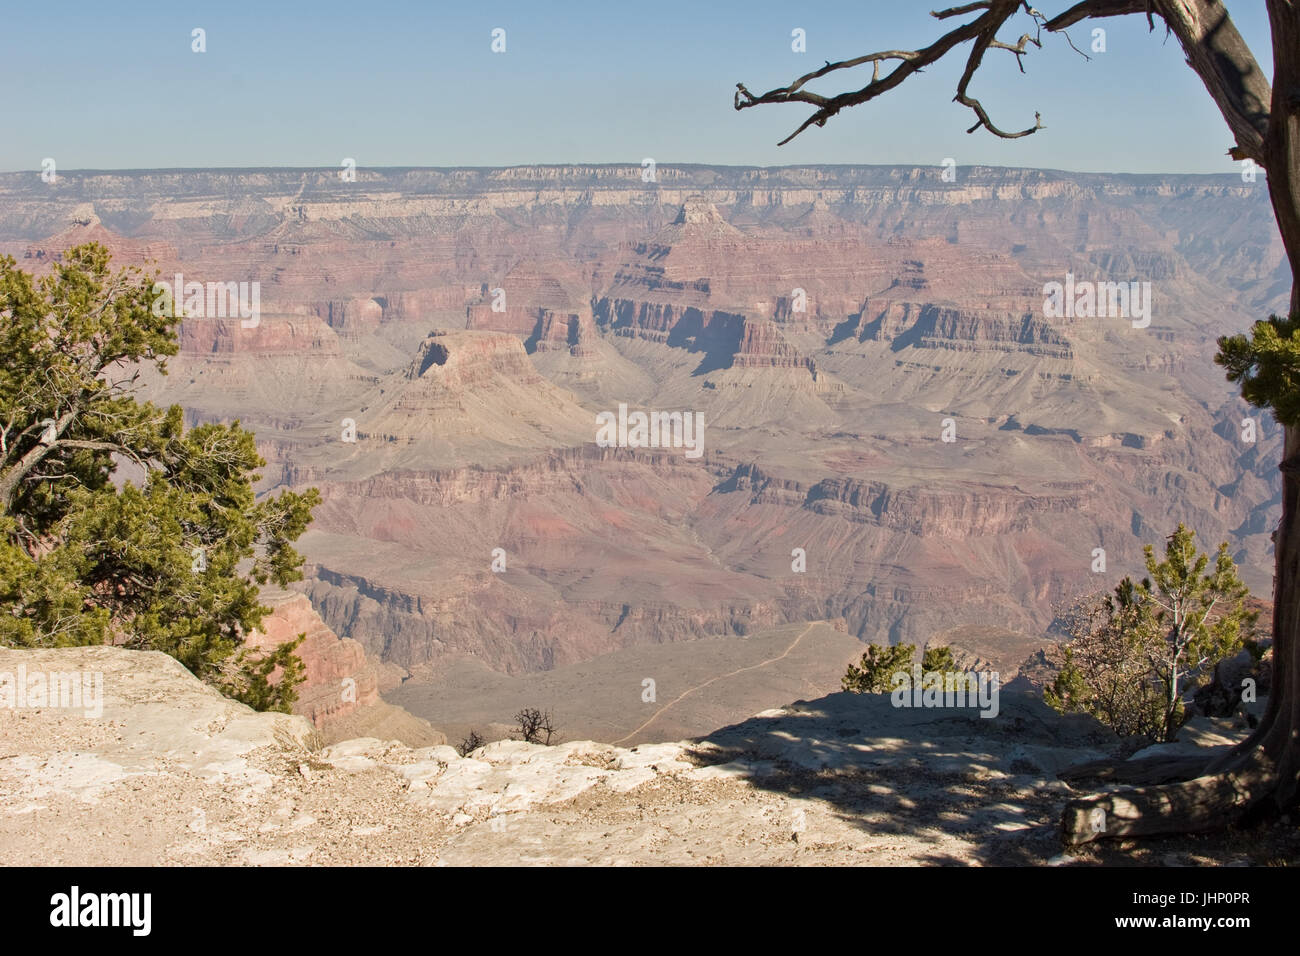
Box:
[0,645,1263,866]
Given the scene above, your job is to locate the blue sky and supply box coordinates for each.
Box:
[1,0,1274,173]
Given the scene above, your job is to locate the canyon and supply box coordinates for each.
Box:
[0,164,1287,739]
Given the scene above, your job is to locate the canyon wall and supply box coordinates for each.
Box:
[0,164,1286,685]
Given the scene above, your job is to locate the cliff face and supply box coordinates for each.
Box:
[727,463,1087,538]
[856,305,1073,357]
[243,588,444,746]
[0,164,1286,691]
[179,315,344,355]
[244,589,380,727]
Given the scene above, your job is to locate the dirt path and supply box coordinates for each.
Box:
[612,622,818,745]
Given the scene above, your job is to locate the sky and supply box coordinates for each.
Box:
[0,0,1276,174]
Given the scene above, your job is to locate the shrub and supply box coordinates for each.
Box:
[457,729,485,757]
[512,708,559,745]
[1045,524,1257,742]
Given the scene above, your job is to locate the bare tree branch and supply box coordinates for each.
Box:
[736,1,1031,145]
[733,0,1271,163]
[1043,0,1147,31]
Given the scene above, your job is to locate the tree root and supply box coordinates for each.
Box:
[1057,754,1216,787]
[1060,748,1283,845]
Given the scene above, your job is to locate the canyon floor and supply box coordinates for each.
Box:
[3,645,1286,867]
[388,620,866,747]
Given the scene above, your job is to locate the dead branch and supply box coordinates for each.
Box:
[733,0,1268,165]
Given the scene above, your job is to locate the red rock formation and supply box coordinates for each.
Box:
[179,315,343,355]
[0,165,1284,692]
[243,589,380,728]
[731,319,817,374]
[358,330,591,462]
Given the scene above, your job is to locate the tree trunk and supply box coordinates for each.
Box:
[1166,660,1179,743]
[1062,0,1300,844]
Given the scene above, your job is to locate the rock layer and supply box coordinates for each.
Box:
[0,165,1286,707]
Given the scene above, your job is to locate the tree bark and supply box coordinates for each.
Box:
[0,407,77,507]
[1150,0,1272,162]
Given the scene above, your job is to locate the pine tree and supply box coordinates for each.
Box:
[0,243,320,711]
[842,642,965,694]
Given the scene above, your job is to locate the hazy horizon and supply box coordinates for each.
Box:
[0,161,1265,178]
